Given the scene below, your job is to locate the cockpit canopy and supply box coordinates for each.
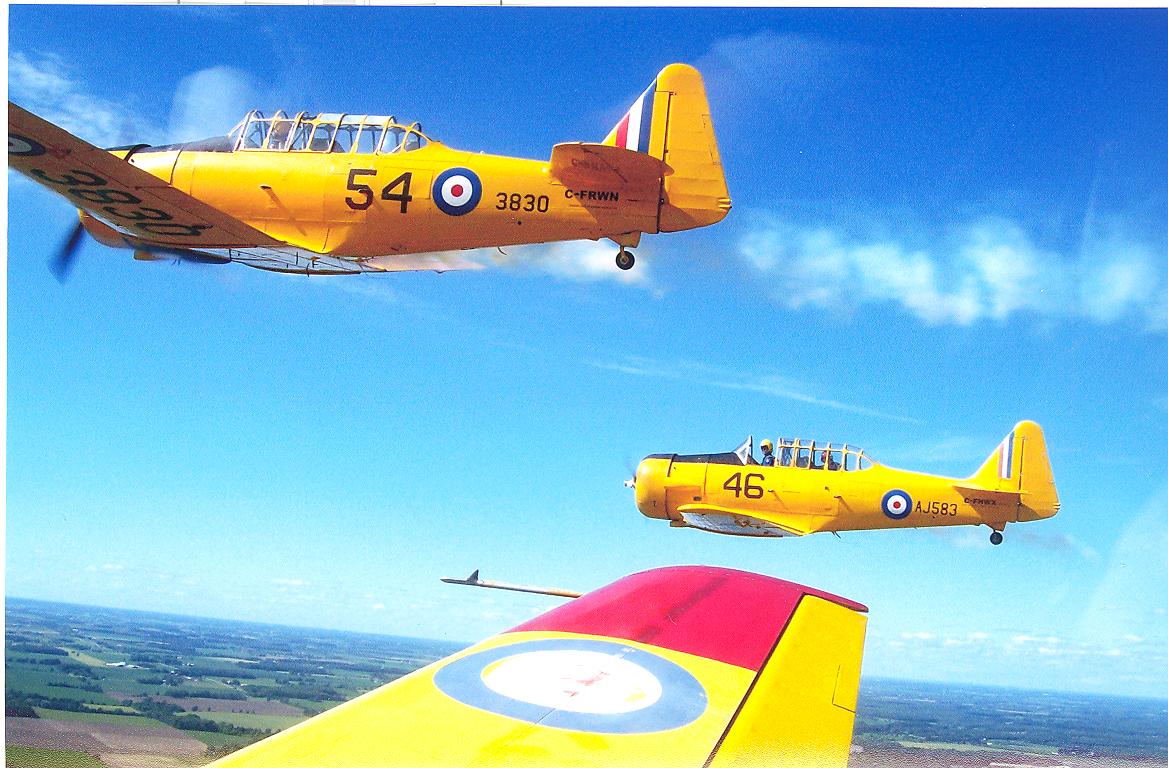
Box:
[228,110,431,154]
[771,439,874,471]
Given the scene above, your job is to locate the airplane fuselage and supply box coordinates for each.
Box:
[127,143,662,258]
[633,426,1059,541]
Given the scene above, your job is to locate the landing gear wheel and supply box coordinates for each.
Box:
[616,249,635,271]
[990,531,1004,546]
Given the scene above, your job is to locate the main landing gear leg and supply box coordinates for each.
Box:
[989,529,1004,546]
[616,248,635,271]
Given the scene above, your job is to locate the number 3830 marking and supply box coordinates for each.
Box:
[495,192,549,213]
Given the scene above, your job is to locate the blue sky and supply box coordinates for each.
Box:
[7,8,1168,699]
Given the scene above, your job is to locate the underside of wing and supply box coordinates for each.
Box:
[9,102,279,249]
[207,566,867,768]
[675,504,812,537]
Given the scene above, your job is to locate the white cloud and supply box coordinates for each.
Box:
[8,51,144,147]
[738,216,1167,332]
[168,66,256,142]
[370,603,386,611]
[488,240,651,286]
[590,354,917,423]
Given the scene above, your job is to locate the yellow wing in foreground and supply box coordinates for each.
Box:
[208,566,867,768]
[9,102,279,248]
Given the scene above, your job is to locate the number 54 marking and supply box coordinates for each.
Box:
[346,169,413,213]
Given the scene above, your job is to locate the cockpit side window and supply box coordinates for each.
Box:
[356,124,384,154]
[401,128,425,152]
[810,450,826,470]
[309,121,337,152]
[289,119,314,151]
[266,119,294,151]
[859,455,873,470]
[381,125,406,154]
[241,115,270,150]
[828,450,842,471]
[844,452,857,471]
[795,447,810,469]
[778,439,794,467]
[333,120,361,153]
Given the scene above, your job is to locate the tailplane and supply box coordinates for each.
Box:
[602,63,731,232]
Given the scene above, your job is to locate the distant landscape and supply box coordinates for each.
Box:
[6,598,1166,768]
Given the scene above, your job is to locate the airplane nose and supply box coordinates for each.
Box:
[634,456,670,520]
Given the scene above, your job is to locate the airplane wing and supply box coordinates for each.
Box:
[207,566,867,768]
[676,504,813,538]
[9,102,281,248]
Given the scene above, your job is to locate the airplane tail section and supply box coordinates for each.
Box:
[602,63,732,232]
[962,421,1060,520]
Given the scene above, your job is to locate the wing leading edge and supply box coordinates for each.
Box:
[207,566,867,768]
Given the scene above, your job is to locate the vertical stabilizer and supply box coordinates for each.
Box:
[602,64,731,233]
[967,421,1060,519]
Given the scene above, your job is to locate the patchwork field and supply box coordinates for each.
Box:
[6,598,1165,767]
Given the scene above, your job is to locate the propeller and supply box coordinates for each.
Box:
[623,456,638,489]
[48,220,87,283]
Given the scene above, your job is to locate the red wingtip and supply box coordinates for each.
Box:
[509,565,866,672]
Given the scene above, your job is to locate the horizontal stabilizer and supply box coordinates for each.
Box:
[550,142,671,188]
[952,485,1024,500]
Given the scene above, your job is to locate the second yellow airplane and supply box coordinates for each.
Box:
[9,63,729,277]
[632,421,1059,545]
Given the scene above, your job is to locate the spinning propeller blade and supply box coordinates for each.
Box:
[49,221,86,283]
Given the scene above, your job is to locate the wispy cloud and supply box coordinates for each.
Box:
[168,66,256,142]
[695,32,861,123]
[738,216,1168,332]
[485,240,652,286]
[590,354,918,423]
[9,51,150,146]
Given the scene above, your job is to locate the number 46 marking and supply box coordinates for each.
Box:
[723,472,765,499]
[346,169,413,213]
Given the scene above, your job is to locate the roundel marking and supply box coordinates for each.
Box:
[433,638,707,733]
[432,167,482,216]
[9,134,46,157]
[882,489,913,520]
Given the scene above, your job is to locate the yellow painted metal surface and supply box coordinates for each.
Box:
[9,62,731,272]
[708,597,867,768]
[208,630,757,768]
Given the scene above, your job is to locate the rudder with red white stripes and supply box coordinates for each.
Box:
[602,64,731,232]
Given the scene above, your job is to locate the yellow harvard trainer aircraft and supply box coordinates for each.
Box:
[8,63,729,278]
[206,566,867,768]
[632,421,1059,546]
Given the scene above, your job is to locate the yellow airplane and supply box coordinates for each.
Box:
[8,63,729,278]
[206,565,868,768]
[632,421,1059,546]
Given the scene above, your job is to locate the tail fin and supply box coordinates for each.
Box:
[602,63,731,232]
[966,421,1060,519]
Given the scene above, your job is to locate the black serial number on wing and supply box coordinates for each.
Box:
[29,169,210,237]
